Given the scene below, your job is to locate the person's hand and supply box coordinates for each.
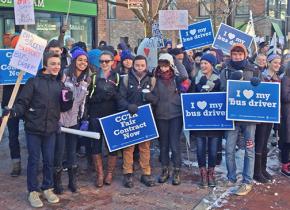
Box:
[61,87,73,102]
[61,24,68,34]
[250,77,261,86]
[144,92,155,102]
[80,120,89,131]
[2,106,16,118]
[127,104,138,115]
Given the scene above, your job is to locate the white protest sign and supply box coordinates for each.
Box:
[9,30,47,75]
[159,10,188,30]
[14,0,35,25]
[137,37,158,72]
[152,22,164,48]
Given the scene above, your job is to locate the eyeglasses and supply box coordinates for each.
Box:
[99,60,112,64]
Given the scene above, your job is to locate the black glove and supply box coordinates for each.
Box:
[144,92,156,103]
[250,77,261,86]
[2,106,16,118]
[127,104,138,115]
[199,76,208,86]
[230,71,243,80]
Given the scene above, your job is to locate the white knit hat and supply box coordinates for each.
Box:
[159,53,175,67]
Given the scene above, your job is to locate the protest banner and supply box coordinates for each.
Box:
[212,23,253,55]
[0,30,47,141]
[0,49,42,85]
[226,80,280,123]
[180,19,214,50]
[159,10,188,30]
[99,104,159,152]
[181,92,234,130]
[152,22,164,48]
[14,0,35,25]
[137,37,158,72]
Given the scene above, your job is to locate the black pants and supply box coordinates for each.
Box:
[255,123,273,155]
[7,117,21,159]
[281,143,290,164]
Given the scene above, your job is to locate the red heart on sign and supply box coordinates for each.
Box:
[144,48,150,57]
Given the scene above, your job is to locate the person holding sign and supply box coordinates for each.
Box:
[86,51,120,188]
[118,55,156,188]
[148,53,189,185]
[53,48,92,194]
[190,53,223,188]
[280,61,290,176]
[2,52,73,208]
[220,43,261,196]
[253,54,281,183]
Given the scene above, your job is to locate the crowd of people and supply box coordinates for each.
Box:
[2,30,290,208]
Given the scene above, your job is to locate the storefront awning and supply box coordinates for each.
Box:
[271,22,284,38]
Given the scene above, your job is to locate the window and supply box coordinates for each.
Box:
[236,0,249,15]
[107,0,116,19]
[199,0,210,17]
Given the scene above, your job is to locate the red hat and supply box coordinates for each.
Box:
[230,43,248,58]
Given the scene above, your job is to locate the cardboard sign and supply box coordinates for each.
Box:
[152,22,164,48]
[180,19,214,50]
[9,30,47,75]
[14,0,35,25]
[99,104,159,152]
[128,0,143,9]
[213,23,253,54]
[137,37,158,72]
[226,80,280,123]
[181,92,234,130]
[159,10,188,30]
[0,49,42,85]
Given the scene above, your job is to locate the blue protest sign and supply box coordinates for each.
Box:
[180,19,214,50]
[181,92,234,130]
[226,80,280,123]
[99,104,159,152]
[0,49,39,85]
[212,23,253,54]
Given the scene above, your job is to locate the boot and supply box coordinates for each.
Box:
[141,175,155,187]
[53,167,63,194]
[10,160,21,177]
[68,165,78,193]
[262,152,273,181]
[123,173,134,188]
[199,167,208,188]
[172,168,181,185]
[104,155,117,185]
[281,163,290,176]
[253,153,268,183]
[208,167,216,187]
[92,154,104,187]
[158,167,169,183]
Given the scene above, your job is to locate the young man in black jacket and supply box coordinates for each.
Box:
[3,52,73,208]
[118,55,156,188]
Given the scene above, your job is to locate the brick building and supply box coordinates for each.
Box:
[97,0,287,49]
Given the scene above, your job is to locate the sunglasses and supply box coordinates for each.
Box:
[99,60,112,64]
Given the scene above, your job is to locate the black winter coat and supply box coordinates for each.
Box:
[13,72,70,135]
[87,69,120,118]
[118,70,154,110]
[280,76,290,144]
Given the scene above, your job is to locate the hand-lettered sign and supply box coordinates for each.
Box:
[14,0,35,25]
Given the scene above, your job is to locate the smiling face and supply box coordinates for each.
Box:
[269,58,281,72]
[123,59,133,69]
[76,55,88,71]
[256,54,267,68]
[99,54,113,72]
[44,57,61,76]
[200,60,213,76]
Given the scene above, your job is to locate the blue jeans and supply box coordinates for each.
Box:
[7,117,21,159]
[225,123,256,184]
[26,133,56,192]
[157,117,183,168]
[54,125,78,169]
[196,137,218,168]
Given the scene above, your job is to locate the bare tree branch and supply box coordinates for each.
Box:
[152,0,174,20]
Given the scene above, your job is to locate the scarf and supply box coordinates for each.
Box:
[230,59,248,70]
[195,70,219,92]
[157,69,174,86]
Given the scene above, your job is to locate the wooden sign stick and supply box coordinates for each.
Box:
[0,70,24,142]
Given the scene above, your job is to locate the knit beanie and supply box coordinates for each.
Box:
[230,43,248,58]
[267,54,281,63]
[121,50,134,61]
[159,53,175,67]
[72,47,88,60]
[88,49,102,68]
[200,53,217,67]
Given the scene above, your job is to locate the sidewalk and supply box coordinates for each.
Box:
[0,127,289,210]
